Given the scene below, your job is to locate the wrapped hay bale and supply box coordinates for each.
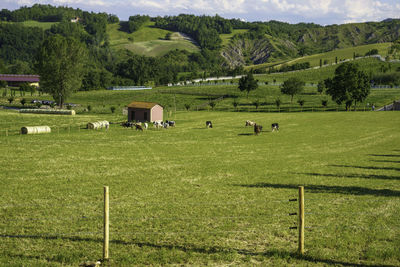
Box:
[21,126,51,135]
[87,121,109,130]
[19,109,75,115]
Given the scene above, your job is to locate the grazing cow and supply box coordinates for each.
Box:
[144,123,148,130]
[254,124,262,135]
[206,121,213,128]
[153,121,162,129]
[163,122,169,129]
[166,120,175,127]
[245,120,256,126]
[121,121,134,128]
[135,124,143,131]
[271,123,279,132]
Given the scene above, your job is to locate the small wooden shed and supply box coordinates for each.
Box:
[127,101,163,122]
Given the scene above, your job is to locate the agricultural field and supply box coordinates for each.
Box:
[2,69,399,115]
[107,22,199,56]
[0,109,399,266]
[255,57,400,84]
[249,43,393,71]
[1,20,58,30]
[279,43,392,68]
[220,29,249,46]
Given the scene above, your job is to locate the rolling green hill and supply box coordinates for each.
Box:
[107,22,199,57]
[1,20,58,30]
[246,43,393,71]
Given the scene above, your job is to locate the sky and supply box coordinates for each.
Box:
[2,0,400,25]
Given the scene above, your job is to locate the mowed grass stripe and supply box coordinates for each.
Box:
[0,110,399,266]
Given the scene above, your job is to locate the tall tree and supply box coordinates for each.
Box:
[238,72,258,98]
[36,35,87,107]
[325,62,370,111]
[280,77,305,102]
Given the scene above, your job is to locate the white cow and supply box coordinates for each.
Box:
[245,120,256,126]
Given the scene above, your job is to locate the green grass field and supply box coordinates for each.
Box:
[1,20,58,30]
[0,109,399,266]
[220,29,249,46]
[1,76,399,115]
[255,57,400,84]
[248,43,393,71]
[107,22,199,56]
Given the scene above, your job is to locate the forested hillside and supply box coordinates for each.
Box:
[0,4,399,90]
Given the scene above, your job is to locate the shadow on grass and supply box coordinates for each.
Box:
[238,133,255,136]
[2,252,66,265]
[1,235,396,267]
[234,183,400,197]
[330,164,400,172]
[298,172,400,181]
[369,154,400,157]
[370,160,400,164]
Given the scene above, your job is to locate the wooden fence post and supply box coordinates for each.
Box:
[103,186,110,261]
[6,129,8,137]
[298,186,305,255]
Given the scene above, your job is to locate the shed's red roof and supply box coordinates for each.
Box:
[0,74,40,82]
[127,101,162,109]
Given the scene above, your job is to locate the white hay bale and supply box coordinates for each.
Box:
[19,109,75,115]
[87,121,109,130]
[21,126,51,135]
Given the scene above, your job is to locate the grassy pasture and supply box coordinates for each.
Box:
[220,29,249,46]
[1,78,399,116]
[256,58,400,84]
[248,43,393,71]
[107,22,199,56]
[281,43,392,68]
[0,109,399,266]
[1,20,58,30]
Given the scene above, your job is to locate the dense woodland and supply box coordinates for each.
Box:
[0,4,400,90]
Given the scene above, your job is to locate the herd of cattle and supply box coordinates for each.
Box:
[120,119,277,135]
[245,120,279,135]
[121,120,175,131]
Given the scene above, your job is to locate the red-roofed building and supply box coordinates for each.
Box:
[127,101,163,122]
[0,74,40,87]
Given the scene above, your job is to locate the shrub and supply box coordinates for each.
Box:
[8,96,14,104]
[184,103,191,111]
[298,99,305,111]
[253,99,260,110]
[209,101,216,110]
[20,98,26,106]
[110,106,116,113]
[232,99,239,111]
[87,105,92,112]
[275,98,281,111]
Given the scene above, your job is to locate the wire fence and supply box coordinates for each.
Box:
[1,194,398,234]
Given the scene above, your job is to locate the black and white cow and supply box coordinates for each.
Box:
[121,121,134,128]
[166,120,176,127]
[271,123,279,132]
[206,121,213,128]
